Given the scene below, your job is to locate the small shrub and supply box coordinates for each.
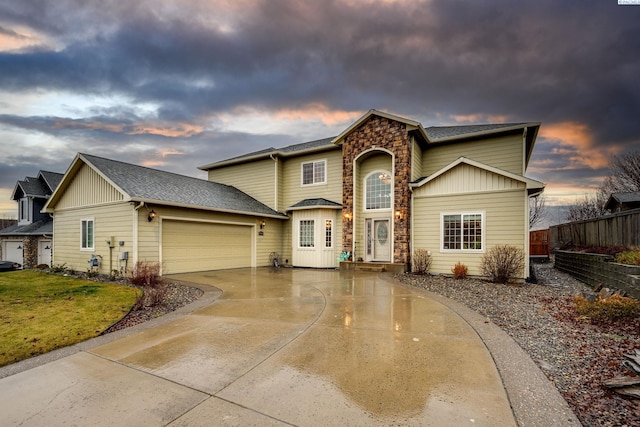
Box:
[451,262,468,279]
[50,263,67,273]
[481,245,525,284]
[615,249,640,266]
[129,261,162,287]
[413,249,432,274]
[142,284,169,307]
[574,294,640,322]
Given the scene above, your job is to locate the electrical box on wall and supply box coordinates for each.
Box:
[118,251,129,260]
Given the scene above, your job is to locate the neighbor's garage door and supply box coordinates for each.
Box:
[162,220,253,274]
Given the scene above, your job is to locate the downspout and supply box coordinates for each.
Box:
[133,201,145,270]
[270,154,278,211]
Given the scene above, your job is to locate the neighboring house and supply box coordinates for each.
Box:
[0,171,63,268]
[45,110,544,278]
[604,191,640,213]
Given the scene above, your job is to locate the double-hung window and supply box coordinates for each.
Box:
[81,219,95,250]
[301,160,326,186]
[442,213,483,251]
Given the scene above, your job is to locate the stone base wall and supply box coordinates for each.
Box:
[555,250,640,299]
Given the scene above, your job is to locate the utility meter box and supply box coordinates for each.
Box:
[118,251,129,260]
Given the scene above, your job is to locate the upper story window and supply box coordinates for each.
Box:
[301,160,326,186]
[81,219,94,251]
[18,198,31,224]
[365,171,392,210]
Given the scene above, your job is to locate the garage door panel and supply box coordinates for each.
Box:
[162,221,252,274]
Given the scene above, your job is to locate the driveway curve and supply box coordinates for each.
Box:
[1,268,530,426]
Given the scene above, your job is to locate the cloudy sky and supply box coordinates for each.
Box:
[1,0,639,217]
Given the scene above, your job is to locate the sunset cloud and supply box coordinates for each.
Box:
[0,0,639,217]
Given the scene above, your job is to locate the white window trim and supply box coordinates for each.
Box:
[324,219,333,249]
[298,219,315,249]
[300,159,327,186]
[80,218,95,251]
[364,170,393,212]
[440,212,485,253]
[18,197,32,225]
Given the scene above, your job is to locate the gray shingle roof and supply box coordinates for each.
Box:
[611,191,640,203]
[0,218,52,236]
[80,154,287,218]
[40,171,64,191]
[424,123,529,141]
[289,198,342,210]
[199,137,336,170]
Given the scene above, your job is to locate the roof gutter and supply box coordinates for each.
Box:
[131,198,289,220]
[198,144,337,171]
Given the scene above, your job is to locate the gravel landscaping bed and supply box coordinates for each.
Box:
[398,259,640,427]
[102,281,204,334]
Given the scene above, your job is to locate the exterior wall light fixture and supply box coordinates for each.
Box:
[260,219,266,229]
[147,209,157,222]
[344,212,352,222]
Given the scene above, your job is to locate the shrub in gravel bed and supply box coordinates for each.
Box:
[575,294,640,322]
[451,261,468,279]
[480,244,525,283]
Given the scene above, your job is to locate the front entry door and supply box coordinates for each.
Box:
[366,219,391,262]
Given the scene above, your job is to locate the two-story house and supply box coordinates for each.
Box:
[43,110,543,278]
[0,170,63,268]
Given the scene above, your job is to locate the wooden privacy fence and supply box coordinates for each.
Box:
[550,208,640,249]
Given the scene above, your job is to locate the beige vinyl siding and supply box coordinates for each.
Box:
[52,202,133,274]
[135,205,287,271]
[207,158,277,209]
[411,137,423,181]
[423,133,524,176]
[413,190,526,277]
[412,163,527,278]
[56,164,124,209]
[280,149,342,209]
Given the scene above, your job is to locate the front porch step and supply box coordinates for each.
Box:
[354,264,385,272]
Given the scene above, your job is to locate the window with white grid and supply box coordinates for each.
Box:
[325,219,332,248]
[299,220,315,247]
[442,213,483,251]
[365,171,392,210]
[301,160,326,185]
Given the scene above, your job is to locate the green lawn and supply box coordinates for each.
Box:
[0,270,139,367]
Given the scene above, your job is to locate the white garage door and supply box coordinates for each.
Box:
[4,241,24,268]
[162,220,253,274]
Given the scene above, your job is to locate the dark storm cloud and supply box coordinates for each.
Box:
[0,0,639,213]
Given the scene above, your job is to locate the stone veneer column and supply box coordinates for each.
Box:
[341,116,411,266]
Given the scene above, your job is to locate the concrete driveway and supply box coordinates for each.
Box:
[0,268,575,426]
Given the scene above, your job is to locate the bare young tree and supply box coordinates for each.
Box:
[601,151,640,194]
[566,150,640,221]
[529,194,546,228]
[566,191,608,221]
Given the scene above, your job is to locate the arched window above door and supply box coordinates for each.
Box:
[365,170,392,210]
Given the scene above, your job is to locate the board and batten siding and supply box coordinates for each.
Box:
[423,133,524,177]
[207,158,277,209]
[412,165,527,278]
[55,164,125,209]
[52,202,133,274]
[411,137,423,182]
[279,149,343,209]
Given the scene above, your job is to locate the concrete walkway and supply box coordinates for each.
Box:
[0,268,578,426]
